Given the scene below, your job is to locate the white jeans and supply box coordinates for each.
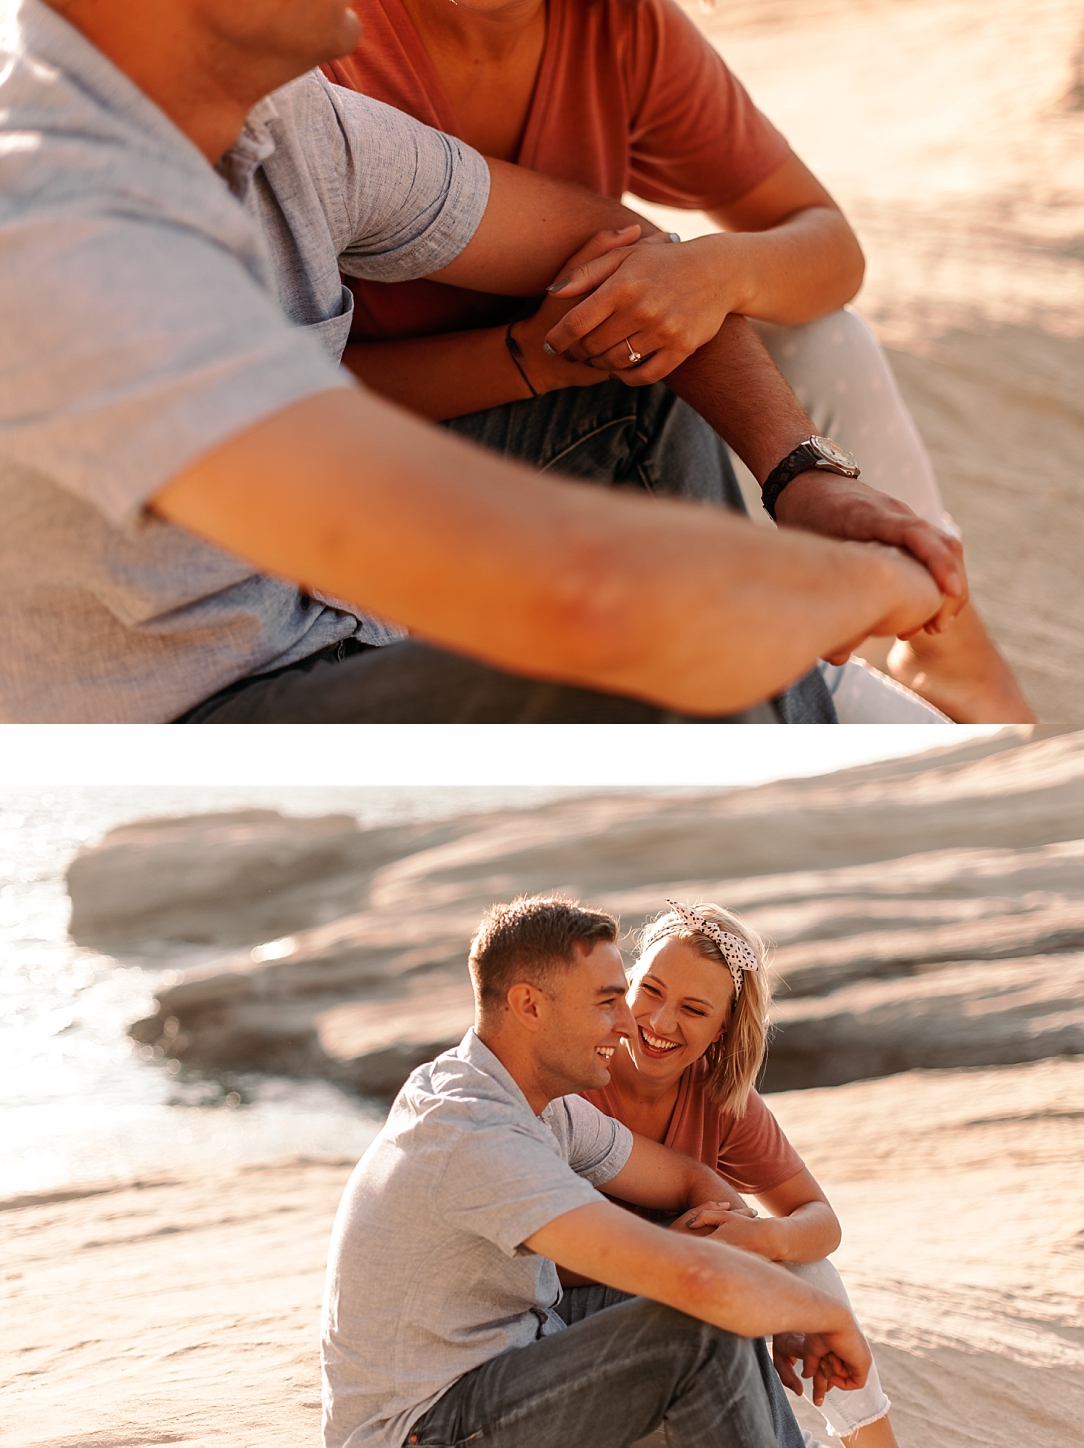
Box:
[752,308,958,537]
[784,1258,892,1438]
[752,308,959,722]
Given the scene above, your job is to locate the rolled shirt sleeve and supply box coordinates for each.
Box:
[311,81,492,282]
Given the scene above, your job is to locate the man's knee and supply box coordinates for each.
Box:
[614,1297,759,1381]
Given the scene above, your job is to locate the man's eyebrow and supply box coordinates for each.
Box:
[598,982,630,996]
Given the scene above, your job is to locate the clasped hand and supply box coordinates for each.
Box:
[774,472,969,637]
[541,226,732,384]
[527,227,967,639]
[670,1202,871,1400]
[772,1329,871,1407]
[668,1198,777,1258]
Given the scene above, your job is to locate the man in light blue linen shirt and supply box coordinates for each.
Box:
[322,896,871,1448]
[0,0,952,722]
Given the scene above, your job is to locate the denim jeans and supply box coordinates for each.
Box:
[407,1292,800,1448]
[444,381,832,724]
[443,376,747,507]
[176,636,792,722]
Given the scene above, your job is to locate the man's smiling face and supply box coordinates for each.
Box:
[533,940,634,1097]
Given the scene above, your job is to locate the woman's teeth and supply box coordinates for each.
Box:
[640,1028,679,1052]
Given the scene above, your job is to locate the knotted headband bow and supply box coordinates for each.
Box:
[641,900,760,1000]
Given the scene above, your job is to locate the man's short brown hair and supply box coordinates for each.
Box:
[468,896,618,1013]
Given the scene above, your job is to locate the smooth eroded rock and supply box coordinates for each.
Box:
[67,809,469,950]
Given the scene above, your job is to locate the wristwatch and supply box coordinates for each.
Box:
[761,435,861,521]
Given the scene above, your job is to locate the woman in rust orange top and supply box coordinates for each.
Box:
[323,0,1031,723]
[583,901,901,1448]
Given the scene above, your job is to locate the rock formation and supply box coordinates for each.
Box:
[108,729,1084,1096]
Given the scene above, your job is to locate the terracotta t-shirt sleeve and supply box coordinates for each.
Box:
[621,0,790,210]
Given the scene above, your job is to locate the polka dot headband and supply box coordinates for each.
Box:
[641,900,760,1000]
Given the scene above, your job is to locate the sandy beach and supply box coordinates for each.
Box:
[6,1057,1083,1448]
[651,0,1084,724]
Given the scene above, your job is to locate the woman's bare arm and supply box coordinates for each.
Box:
[542,152,865,369]
[677,1167,842,1264]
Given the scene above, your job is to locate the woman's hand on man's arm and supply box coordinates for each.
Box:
[669,1168,841,1264]
[539,150,864,375]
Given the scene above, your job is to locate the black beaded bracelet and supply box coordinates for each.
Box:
[505,323,539,398]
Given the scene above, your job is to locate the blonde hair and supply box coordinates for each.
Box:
[633,902,771,1117]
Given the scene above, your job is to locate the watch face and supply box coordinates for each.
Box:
[810,435,859,472]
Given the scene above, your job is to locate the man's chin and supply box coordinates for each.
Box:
[588,1056,615,1088]
[331,6,361,60]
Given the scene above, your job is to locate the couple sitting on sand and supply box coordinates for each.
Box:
[1,0,1032,722]
[323,896,899,1448]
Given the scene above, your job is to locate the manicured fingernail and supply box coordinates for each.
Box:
[541,342,556,357]
[546,277,570,293]
[668,231,681,243]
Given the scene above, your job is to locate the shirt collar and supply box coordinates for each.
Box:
[217,93,280,200]
[458,1028,544,1119]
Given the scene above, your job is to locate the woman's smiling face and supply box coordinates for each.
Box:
[625,936,734,1084]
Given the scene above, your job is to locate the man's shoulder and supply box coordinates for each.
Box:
[396,1042,531,1131]
[265,68,433,152]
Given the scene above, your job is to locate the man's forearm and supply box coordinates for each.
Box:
[528,1202,858,1343]
[152,387,942,715]
[667,313,811,484]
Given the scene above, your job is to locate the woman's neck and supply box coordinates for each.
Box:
[606,1043,684,1144]
[398,0,547,158]
[400,0,545,66]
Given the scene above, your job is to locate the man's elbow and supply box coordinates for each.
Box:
[521,523,655,692]
[670,1245,739,1325]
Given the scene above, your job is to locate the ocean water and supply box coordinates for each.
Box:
[0,784,597,1200]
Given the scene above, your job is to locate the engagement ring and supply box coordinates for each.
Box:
[625,338,642,364]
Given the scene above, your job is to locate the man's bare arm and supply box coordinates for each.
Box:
[150,386,943,715]
[526,1200,871,1393]
[665,317,969,630]
[602,1135,750,1214]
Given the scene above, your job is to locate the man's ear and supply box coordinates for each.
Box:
[505,982,548,1033]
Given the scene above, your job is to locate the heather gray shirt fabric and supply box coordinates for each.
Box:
[0,0,491,721]
[322,1030,634,1448]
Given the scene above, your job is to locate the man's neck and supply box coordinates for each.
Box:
[475,1024,558,1117]
[42,1,360,164]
